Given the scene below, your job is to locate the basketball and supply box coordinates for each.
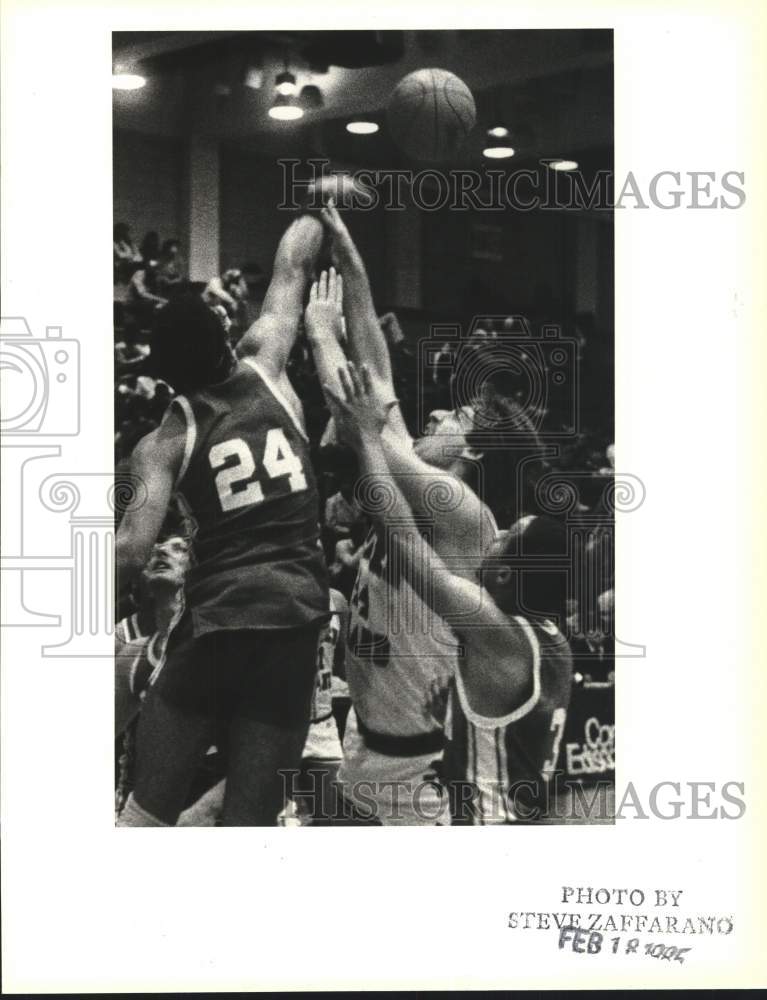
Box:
[387,68,476,161]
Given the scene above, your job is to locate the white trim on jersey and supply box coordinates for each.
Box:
[241,357,308,444]
[146,596,186,687]
[171,395,197,486]
[115,612,148,645]
[453,614,543,729]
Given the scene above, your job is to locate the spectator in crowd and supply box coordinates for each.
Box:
[156,238,186,298]
[201,266,253,342]
[114,222,141,277]
[202,266,247,314]
[126,259,168,330]
[139,230,160,266]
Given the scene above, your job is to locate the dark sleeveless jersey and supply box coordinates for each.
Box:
[443,616,572,824]
[170,357,328,634]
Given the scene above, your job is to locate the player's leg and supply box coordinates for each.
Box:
[118,614,219,826]
[221,716,310,826]
[294,757,342,825]
[219,625,321,826]
[119,687,216,825]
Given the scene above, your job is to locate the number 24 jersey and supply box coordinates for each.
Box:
[171,358,328,634]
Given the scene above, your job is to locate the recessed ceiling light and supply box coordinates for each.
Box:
[483,146,515,159]
[487,126,509,139]
[346,121,379,135]
[268,94,304,121]
[549,159,579,171]
[112,73,146,91]
[275,70,297,97]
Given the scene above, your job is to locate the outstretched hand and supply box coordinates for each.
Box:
[304,267,344,343]
[324,361,398,449]
[319,198,358,269]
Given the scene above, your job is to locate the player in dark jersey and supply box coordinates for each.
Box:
[115,214,330,826]
[324,363,573,825]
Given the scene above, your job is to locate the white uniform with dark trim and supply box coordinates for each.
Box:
[114,605,184,737]
[443,617,573,825]
[338,503,497,826]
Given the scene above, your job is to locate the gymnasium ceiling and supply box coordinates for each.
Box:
[112,30,613,169]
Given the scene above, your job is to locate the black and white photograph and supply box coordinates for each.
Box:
[112,28,616,829]
[2,0,766,992]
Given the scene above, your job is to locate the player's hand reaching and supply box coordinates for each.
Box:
[319,198,359,270]
[324,361,398,449]
[304,267,344,343]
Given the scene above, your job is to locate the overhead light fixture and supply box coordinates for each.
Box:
[268,93,303,121]
[487,125,509,139]
[112,73,146,91]
[483,140,515,159]
[346,120,379,135]
[549,159,579,171]
[275,69,297,97]
[299,84,324,110]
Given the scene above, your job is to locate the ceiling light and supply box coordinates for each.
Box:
[112,73,146,91]
[275,70,297,97]
[268,94,303,121]
[487,125,509,139]
[549,159,579,171]
[483,145,515,159]
[299,84,324,110]
[346,121,379,135]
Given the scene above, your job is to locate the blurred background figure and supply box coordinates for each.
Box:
[156,238,186,298]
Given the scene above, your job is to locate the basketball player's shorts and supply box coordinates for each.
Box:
[152,609,323,728]
[336,709,450,826]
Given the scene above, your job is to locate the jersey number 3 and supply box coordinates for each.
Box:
[209,428,307,512]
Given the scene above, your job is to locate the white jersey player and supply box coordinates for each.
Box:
[323,363,573,827]
[303,207,543,824]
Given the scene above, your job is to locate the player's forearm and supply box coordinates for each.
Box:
[337,255,394,388]
[307,329,348,406]
[357,433,473,621]
[357,433,416,531]
[239,216,322,364]
[379,425,487,551]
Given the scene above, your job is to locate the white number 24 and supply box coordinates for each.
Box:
[209,428,307,512]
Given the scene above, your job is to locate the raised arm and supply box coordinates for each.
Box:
[115,407,185,620]
[319,201,410,441]
[236,214,324,375]
[303,267,349,405]
[378,424,497,570]
[325,364,533,716]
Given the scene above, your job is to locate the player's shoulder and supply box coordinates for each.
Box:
[131,410,185,472]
